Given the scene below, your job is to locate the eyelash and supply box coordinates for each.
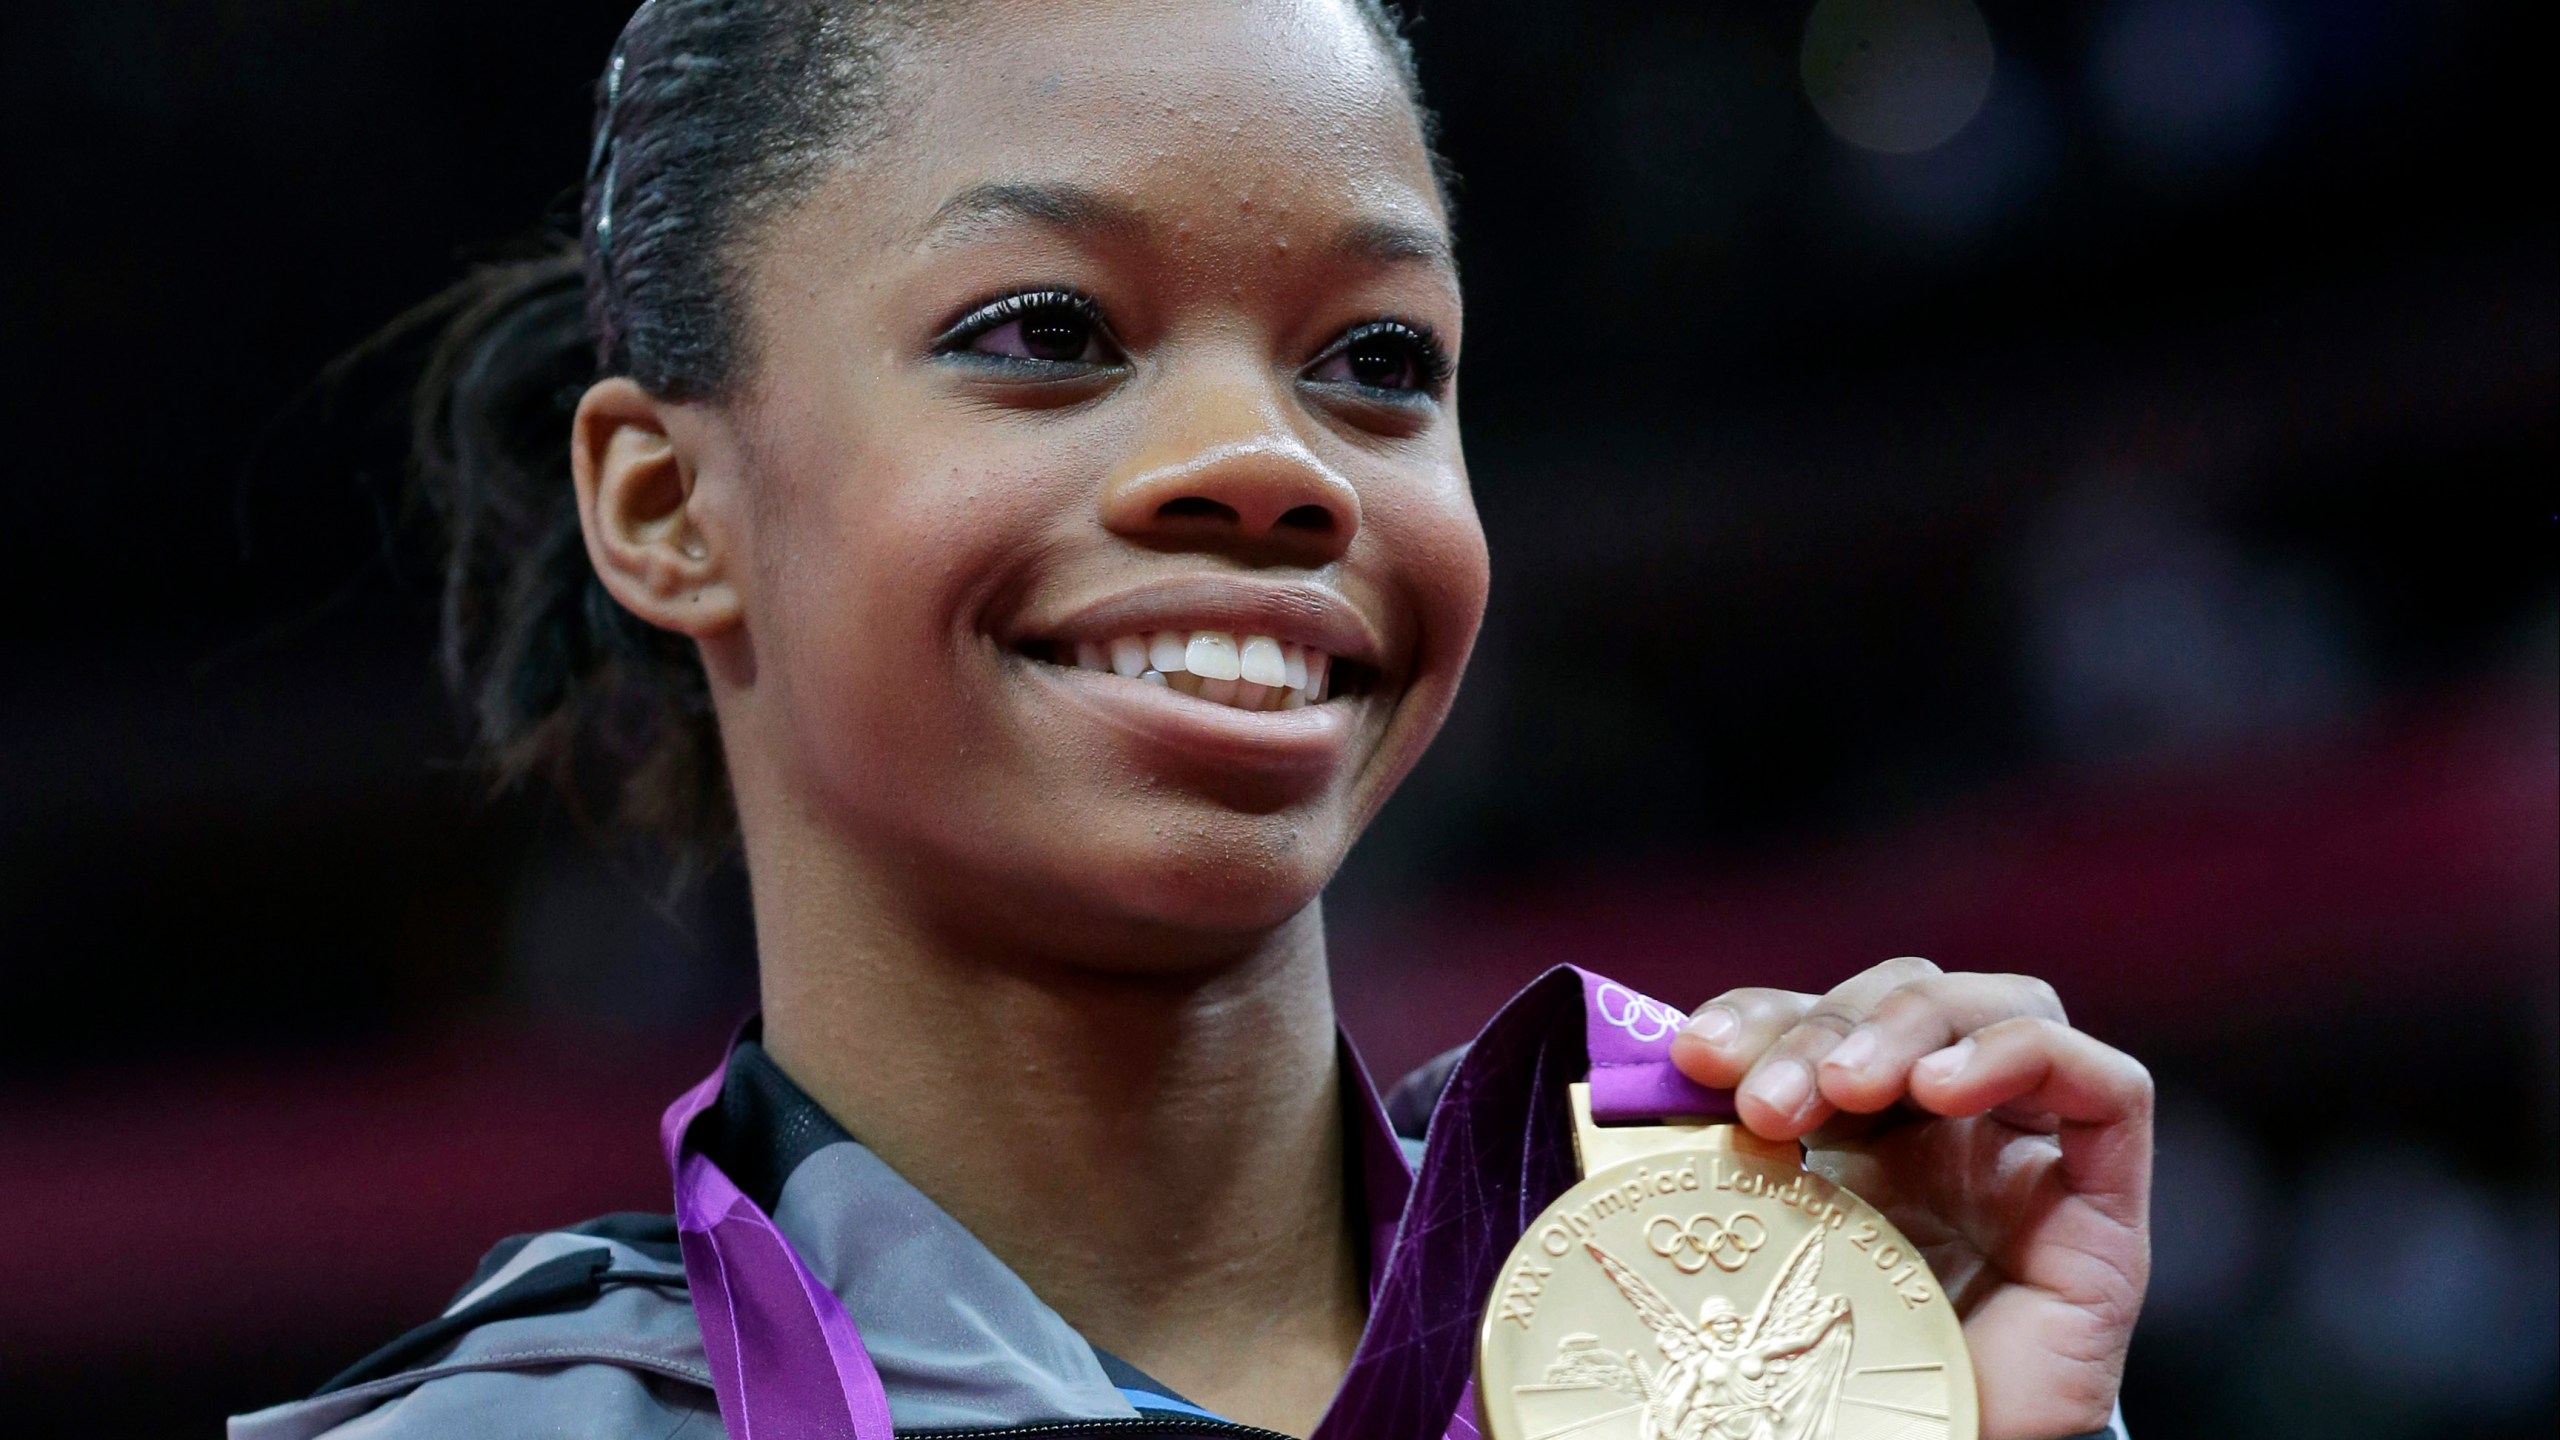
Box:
[931,288,1452,398]
[930,288,1116,356]
[1316,319,1455,399]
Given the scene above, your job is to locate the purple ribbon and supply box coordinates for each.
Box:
[1578,970,1737,1124]
[662,967,1727,1440]
[662,1063,894,1439]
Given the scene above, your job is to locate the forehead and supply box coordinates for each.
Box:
[862,0,1446,253]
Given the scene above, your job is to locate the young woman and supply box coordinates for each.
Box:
[230,3,2151,1438]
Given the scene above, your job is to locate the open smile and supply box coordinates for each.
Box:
[1010,579,1387,717]
[1018,627,1367,713]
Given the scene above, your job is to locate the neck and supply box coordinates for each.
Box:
[753,846,1365,1434]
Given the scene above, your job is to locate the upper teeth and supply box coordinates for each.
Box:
[1067,631,1332,711]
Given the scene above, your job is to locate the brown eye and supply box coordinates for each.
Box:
[936,290,1121,368]
[1011,304,1099,362]
[1309,320,1449,397]
[1345,331,1417,389]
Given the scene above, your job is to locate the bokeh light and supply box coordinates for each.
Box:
[1800,0,1996,154]
[2091,0,2289,172]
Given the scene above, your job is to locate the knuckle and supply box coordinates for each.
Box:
[2014,973,2066,1020]
[1711,988,1810,1029]
[1981,1013,2060,1049]
[1875,954,1942,981]
[1868,984,1948,1034]
[1865,984,1928,1020]
[1795,1004,1866,1041]
[2025,1014,2074,1046]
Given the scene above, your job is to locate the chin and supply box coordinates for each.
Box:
[1120,875,1331,949]
[986,809,1347,970]
[1116,832,1339,935]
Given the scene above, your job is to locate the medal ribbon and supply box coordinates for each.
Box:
[1578,971,1737,1124]
[662,1061,895,1439]
[1329,967,1732,1440]
[660,966,1723,1440]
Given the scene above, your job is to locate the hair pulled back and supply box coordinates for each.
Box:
[410,0,1436,858]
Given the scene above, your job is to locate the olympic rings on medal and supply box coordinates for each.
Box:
[1645,1212,1769,1274]
[1596,982,1687,1044]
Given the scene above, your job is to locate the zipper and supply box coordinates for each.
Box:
[907,1419,1298,1440]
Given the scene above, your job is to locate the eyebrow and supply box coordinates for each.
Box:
[919,181,1147,248]
[919,179,1458,280]
[1336,217,1460,280]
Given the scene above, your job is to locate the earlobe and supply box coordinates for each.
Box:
[571,377,742,638]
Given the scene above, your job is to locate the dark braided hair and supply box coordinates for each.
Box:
[410,0,1440,858]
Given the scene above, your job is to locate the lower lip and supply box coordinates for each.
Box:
[1017,659,1362,778]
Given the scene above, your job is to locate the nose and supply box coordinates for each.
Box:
[1099,380,1361,566]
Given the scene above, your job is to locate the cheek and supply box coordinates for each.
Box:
[1377,467,1493,674]
[752,451,1034,797]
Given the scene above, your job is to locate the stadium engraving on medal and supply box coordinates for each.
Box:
[1479,1095,1977,1440]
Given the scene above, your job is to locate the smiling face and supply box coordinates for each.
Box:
[662,0,1487,967]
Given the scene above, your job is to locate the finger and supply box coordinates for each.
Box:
[1671,955,1944,1086]
[1908,1015,2155,1218]
[1727,956,1942,1140]
[1908,1015,2143,1123]
[1813,972,2067,1115]
[1668,986,1816,1087]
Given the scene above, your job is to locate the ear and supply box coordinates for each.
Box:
[571,377,741,639]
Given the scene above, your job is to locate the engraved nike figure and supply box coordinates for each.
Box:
[1535,1227,1856,1440]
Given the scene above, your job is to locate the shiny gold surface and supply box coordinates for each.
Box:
[1480,1086,1977,1440]
[1567,1084,1800,1176]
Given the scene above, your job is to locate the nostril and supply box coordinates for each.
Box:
[1156,496,1241,525]
[1276,504,1335,534]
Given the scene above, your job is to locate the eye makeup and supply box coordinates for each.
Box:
[930,287,1454,406]
[1304,317,1453,400]
[931,288,1122,369]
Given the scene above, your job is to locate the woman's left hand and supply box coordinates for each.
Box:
[1669,956,2151,1440]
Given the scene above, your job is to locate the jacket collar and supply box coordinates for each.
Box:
[702,1029,1416,1429]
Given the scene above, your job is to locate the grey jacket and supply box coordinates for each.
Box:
[228,1042,2131,1440]
[231,1041,1305,1439]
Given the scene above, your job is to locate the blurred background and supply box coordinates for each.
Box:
[2,0,2550,1433]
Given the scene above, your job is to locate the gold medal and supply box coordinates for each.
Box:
[1477,1085,1977,1440]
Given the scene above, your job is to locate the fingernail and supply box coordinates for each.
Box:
[1687,1006,1739,1048]
[1744,1060,1811,1118]
[1915,1038,1976,1084]
[1824,1028,1879,1073]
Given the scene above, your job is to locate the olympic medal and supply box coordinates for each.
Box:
[1477,1097,1976,1440]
